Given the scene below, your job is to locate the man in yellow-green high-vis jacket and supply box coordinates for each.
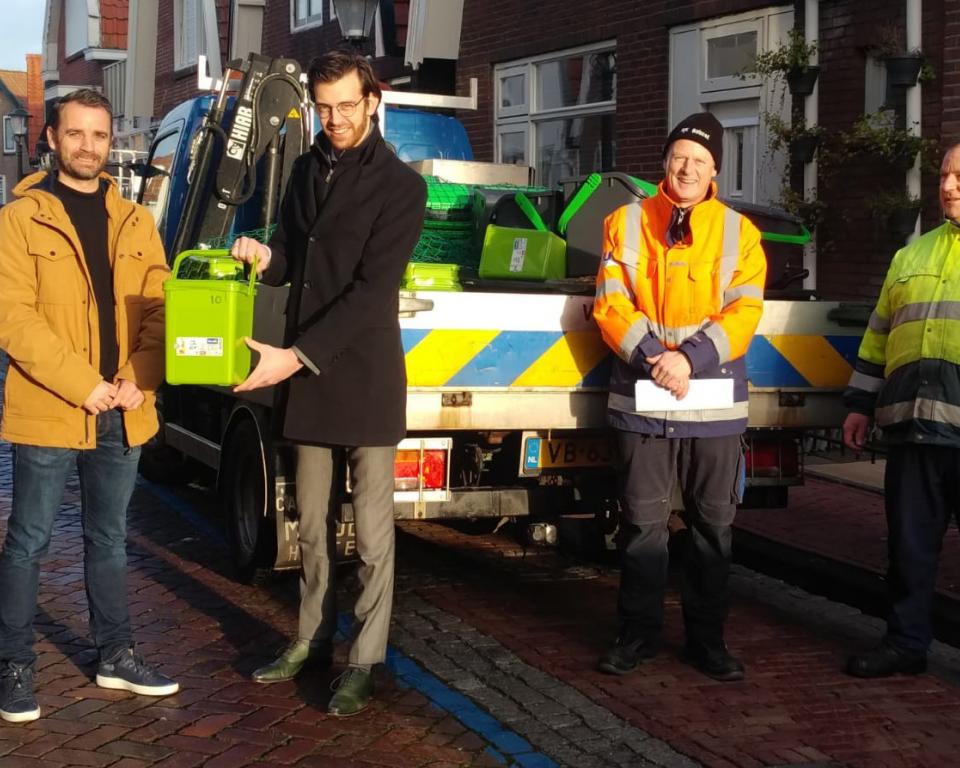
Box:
[843,143,960,678]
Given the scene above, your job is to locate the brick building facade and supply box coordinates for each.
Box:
[138,1,956,301]
[453,0,953,300]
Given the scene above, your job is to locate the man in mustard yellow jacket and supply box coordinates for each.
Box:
[0,90,177,723]
[593,113,766,681]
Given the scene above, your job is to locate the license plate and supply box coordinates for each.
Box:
[523,435,614,472]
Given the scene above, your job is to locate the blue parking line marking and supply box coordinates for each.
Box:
[336,614,558,767]
[140,479,558,768]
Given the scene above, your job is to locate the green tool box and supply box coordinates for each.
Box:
[164,249,257,386]
[478,225,567,280]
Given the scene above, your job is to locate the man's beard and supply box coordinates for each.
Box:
[57,150,107,182]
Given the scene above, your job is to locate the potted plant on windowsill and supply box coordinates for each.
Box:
[749,27,819,97]
[867,188,922,245]
[872,22,924,88]
[766,113,825,167]
[845,112,936,172]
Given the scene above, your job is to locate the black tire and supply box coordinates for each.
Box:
[221,418,277,584]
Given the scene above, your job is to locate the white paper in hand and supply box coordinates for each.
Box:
[634,378,735,411]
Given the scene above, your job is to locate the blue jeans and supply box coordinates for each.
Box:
[0,409,140,666]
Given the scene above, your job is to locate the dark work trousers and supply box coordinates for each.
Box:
[884,442,960,654]
[616,432,743,650]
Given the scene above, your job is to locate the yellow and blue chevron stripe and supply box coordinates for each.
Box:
[401,329,611,387]
[400,330,862,389]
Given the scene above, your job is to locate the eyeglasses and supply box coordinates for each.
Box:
[315,97,367,119]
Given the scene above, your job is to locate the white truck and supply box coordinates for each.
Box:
[136,54,867,581]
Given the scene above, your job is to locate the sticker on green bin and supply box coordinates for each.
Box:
[174,337,225,357]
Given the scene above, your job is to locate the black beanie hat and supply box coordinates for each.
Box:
[662,112,724,172]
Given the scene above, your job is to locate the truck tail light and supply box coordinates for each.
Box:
[395,448,447,491]
[391,437,452,502]
[745,437,800,479]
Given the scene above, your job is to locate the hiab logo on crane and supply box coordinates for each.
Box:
[226,105,254,160]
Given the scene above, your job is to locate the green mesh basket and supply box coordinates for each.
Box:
[198,225,277,252]
[424,176,474,222]
[411,228,479,267]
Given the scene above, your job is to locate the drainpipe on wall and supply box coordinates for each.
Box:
[802,0,818,291]
[906,0,922,243]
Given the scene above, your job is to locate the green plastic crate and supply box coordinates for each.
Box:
[478,225,566,280]
[164,249,257,386]
[401,262,462,291]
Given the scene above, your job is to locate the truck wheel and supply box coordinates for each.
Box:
[221,418,276,584]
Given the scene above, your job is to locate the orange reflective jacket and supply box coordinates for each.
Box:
[593,182,766,437]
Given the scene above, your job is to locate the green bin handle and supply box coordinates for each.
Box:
[169,248,258,295]
[557,173,602,236]
[514,191,548,232]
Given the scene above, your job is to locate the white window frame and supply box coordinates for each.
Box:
[175,0,203,71]
[496,124,529,166]
[494,41,616,185]
[496,65,528,119]
[291,0,324,32]
[329,0,336,19]
[3,117,15,154]
[700,17,763,93]
[0,174,6,205]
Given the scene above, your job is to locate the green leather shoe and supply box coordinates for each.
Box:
[251,639,329,683]
[327,667,373,717]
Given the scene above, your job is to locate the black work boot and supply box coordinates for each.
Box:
[846,642,926,679]
[682,642,745,682]
[597,633,660,675]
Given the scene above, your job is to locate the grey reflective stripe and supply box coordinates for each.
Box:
[621,201,643,269]
[597,273,632,301]
[703,322,731,364]
[662,320,709,347]
[608,391,749,422]
[890,301,960,329]
[621,317,657,359]
[723,283,763,306]
[719,207,741,295]
[876,397,960,429]
[848,370,884,393]
[867,311,890,334]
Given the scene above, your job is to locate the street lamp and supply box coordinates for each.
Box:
[8,107,30,180]
[332,0,379,47]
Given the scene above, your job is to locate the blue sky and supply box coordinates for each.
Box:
[0,0,44,72]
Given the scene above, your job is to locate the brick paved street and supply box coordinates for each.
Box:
[5,343,960,766]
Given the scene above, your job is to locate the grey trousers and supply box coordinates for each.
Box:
[295,444,396,666]
[616,432,743,648]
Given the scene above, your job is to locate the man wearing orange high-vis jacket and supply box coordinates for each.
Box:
[593,113,766,682]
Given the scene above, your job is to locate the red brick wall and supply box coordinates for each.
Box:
[260,0,342,74]
[813,0,946,299]
[457,0,787,189]
[57,0,106,90]
[153,0,232,117]
[457,0,949,301]
[26,55,44,158]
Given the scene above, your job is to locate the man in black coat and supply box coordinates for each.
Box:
[230,50,426,716]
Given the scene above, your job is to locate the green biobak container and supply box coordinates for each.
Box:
[164,249,257,386]
[479,225,567,280]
